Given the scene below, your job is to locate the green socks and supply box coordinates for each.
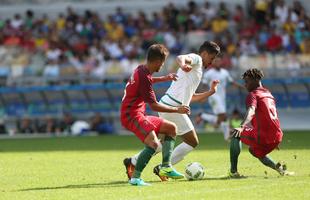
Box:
[230,137,242,173]
[259,155,277,170]
[132,146,156,178]
[162,136,175,167]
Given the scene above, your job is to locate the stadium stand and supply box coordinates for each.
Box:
[0,0,310,134]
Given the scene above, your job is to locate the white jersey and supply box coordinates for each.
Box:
[202,68,233,99]
[161,53,203,106]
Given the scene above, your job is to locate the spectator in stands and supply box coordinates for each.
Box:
[58,112,75,134]
[90,113,114,134]
[0,119,7,134]
[18,117,35,134]
[254,0,268,25]
[38,116,60,134]
[0,1,309,80]
[11,14,23,30]
[46,41,62,61]
[43,59,60,77]
[275,0,289,25]
[202,1,216,20]
[266,29,283,52]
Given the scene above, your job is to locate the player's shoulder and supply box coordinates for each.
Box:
[187,53,200,57]
[220,68,230,75]
[187,53,202,61]
[250,87,272,97]
[205,67,215,73]
[136,65,151,76]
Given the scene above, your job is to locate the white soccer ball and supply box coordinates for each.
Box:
[185,162,205,180]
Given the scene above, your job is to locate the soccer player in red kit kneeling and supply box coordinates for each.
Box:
[229,68,294,178]
[120,44,190,186]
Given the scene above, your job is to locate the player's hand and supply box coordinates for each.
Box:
[210,80,220,93]
[165,73,178,81]
[181,64,192,72]
[231,126,244,138]
[176,105,191,115]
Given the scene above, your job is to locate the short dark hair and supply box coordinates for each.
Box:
[242,68,264,80]
[146,44,169,62]
[198,41,220,55]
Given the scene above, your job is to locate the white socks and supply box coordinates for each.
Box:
[171,142,194,165]
[201,113,217,125]
[130,142,194,166]
[220,121,230,140]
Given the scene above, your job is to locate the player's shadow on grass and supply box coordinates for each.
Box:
[17,180,165,191]
[17,176,250,192]
[17,180,137,191]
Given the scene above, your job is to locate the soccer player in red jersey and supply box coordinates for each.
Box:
[120,44,190,186]
[229,68,294,178]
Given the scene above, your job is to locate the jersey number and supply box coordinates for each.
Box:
[268,98,278,120]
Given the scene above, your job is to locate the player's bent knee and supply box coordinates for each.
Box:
[151,141,160,150]
[164,122,177,137]
[188,139,199,148]
[249,148,261,158]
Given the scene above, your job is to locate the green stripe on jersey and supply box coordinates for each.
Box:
[160,99,177,107]
[165,93,182,105]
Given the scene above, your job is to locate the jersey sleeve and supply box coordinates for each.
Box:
[187,53,202,68]
[246,92,257,109]
[138,72,157,104]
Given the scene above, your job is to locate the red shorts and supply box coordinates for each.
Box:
[240,127,280,158]
[121,114,163,142]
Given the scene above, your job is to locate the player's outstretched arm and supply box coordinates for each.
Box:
[149,102,190,114]
[232,81,246,90]
[191,80,220,103]
[231,106,256,137]
[176,55,193,72]
[152,73,178,83]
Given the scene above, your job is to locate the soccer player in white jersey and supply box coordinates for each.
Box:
[196,56,243,140]
[123,41,221,181]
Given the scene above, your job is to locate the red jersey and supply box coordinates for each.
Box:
[120,65,157,118]
[246,87,283,144]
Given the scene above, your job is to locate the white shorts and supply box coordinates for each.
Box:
[208,95,226,115]
[158,112,194,136]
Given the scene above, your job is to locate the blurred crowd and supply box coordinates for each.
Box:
[0,112,115,135]
[0,0,310,79]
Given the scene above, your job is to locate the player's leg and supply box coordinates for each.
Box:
[122,114,161,185]
[197,112,217,125]
[157,119,184,179]
[218,113,230,141]
[128,137,162,166]
[214,97,229,140]
[169,114,197,165]
[229,128,255,178]
[129,130,159,186]
[153,130,197,181]
[229,137,242,175]
[249,143,295,176]
[196,95,218,125]
[171,130,197,165]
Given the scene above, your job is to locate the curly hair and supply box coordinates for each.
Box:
[242,68,264,80]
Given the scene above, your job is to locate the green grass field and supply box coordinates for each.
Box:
[0,131,310,200]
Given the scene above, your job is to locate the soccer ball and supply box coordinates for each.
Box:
[185,162,205,180]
